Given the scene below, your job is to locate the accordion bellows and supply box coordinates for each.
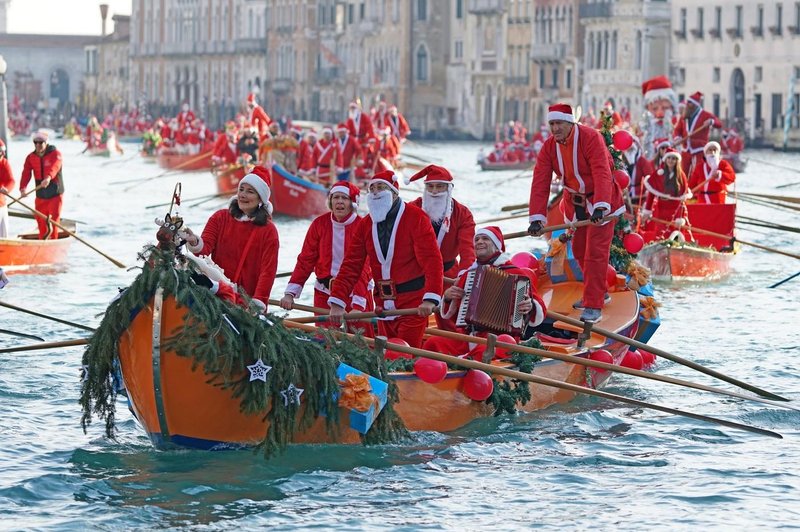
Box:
[456,265,531,335]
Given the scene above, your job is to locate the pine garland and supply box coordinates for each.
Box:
[486,337,543,416]
[79,246,407,458]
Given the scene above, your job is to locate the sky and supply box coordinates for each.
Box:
[6,0,132,35]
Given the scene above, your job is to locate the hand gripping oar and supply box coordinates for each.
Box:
[547,310,790,402]
[0,338,89,354]
[0,191,126,268]
[502,214,619,241]
[281,319,782,439]
[289,308,422,324]
[0,300,97,333]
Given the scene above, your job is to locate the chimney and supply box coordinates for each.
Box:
[100,3,109,36]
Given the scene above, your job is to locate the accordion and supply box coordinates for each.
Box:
[456,265,531,335]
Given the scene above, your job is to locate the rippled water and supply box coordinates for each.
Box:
[1,138,799,530]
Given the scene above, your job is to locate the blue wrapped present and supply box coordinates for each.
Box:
[636,281,655,297]
[335,363,388,434]
[545,231,583,283]
[634,295,661,343]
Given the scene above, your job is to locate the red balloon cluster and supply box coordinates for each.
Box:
[639,349,657,366]
[414,357,448,383]
[494,334,517,359]
[463,370,494,401]
[613,169,630,190]
[612,130,634,151]
[588,349,613,373]
[510,251,537,271]
[623,233,645,254]
[621,350,644,371]
[385,337,411,360]
[606,264,618,290]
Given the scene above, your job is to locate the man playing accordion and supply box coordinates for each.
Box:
[423,226,547,359]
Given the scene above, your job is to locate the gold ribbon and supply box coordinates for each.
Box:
[639,296,661,320]
[627,261,651,289]
[338,373,379,413]
[546,237,566,258]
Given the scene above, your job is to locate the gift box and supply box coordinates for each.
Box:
[545,232,584,283]
[637,282,655,298]
[634,295,661,343]
[335,363,388,434]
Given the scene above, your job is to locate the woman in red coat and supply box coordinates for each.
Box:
[641,148,691,228]
[180,166,279,309]
[688,141,735,204]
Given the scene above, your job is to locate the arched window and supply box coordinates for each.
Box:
[416,44,429,82]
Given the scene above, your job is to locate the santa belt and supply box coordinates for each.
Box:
[317,276,334,289]
[376,276,425,300]
[443,260,456,272]
[570,191,594,207]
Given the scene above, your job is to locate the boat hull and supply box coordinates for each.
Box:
[637,241,736,281]
[156,150,212,171]
[270,163,329,218]
[0,224,75,272]
[213,165,245,195]
[117,283,638,451]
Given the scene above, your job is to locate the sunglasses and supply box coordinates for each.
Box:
[33,140,45,144]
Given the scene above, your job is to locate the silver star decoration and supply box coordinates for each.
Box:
[280,383,304,406]
[246,359,272,382]
[80,365,90,382]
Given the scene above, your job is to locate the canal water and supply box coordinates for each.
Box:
[1,138,798,529]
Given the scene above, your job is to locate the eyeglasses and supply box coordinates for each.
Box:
[33,140,45,145]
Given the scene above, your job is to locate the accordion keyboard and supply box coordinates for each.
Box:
[455,269,477,328]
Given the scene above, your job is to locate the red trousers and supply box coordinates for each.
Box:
[377,314,428,348]
[34,195,63,240]
[422,335,468,356]
[313,288,374,337]
[571,219,615,309]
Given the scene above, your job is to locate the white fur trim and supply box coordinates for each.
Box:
[547,111,575,123]
[327,296,347,309]
[368,177,399,193]
[351,295,367,310]
[642,175,692,201]
[475,228,504,253]
[285,283,303,298]
[529,214,547,223]
[644,88,677,104]
[530,300,545,327]
[591,202,611,213]
[687,96,702,107]
[329,184,351,198]
[187,236,204,254]
[209,280,221,295]
[423,292,442,305]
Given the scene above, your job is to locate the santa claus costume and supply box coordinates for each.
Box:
[623,138,655,204]
[423,227,547,358]
[384,106,411,144]
[335,123,363,177]
[185,166,279,308]
[673,91,722,176]
[329,170,443,347]
[688,141,736,204]
[211,122,239,166]
[246,93,272,139]
[346,100,376,142]
[642,148,692,236]
[639,76,677,159]
[313,129,344,185]
[283,182,374,334]
[529,104,624,316]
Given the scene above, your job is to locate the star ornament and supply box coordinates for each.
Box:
[247,359,272,382]
[280,383,304,406]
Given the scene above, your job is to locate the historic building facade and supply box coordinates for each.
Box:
[82,9,132,117]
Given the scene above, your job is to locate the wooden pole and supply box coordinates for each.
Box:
[0,300,97,333]
[289,308,420,324]
[0,338,89,354]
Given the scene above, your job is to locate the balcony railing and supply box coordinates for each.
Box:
[750,26,764,37]
[726,27,742,39]
[769,25,783,36]
[236,38,267,53]
[789,25,800,35]
[690,28,704,39]
[504,76,529,86]
[271,78,292,94]
[531,42,566,61]
[579,2,612,18]
[315,67,340,82]
[673,29,687,39]
[709,28,721,39]
[468,0,507,15]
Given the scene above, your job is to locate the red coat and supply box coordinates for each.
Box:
[212,135,238,164]
[529,124,623,224]
[190,209,279,308]
[337,134,362,169]
[384,113,411,140]
[688,158,735,204]
[673,109,722,155]
[0,158,15,208]
[21,146,64,199]
[346,111,376,140]
[249,106,272,137]
[628,155,655,201]
[177,110,196,127]
[296,140,316,173]
[285,212,372,310]
[378,136,399,160]
[313,138,343,179]
[329,201,443,312]
[642,168,691,221]
[409,197,476,279]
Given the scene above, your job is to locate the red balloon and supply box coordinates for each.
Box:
[606,264,618,290]
[510,251,536,270]
[414,357,448,383]
[589,349,614,373]
[612,130,634,151]
[623,232,645,254]
[621,350,644,371]
[640,349,657,366]
[494,334,517,359]
[463,369,494,401]
[613,169,630,190]
[385,337,411,360]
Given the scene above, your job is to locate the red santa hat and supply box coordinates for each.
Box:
[704,141,721,153]
[546,103,575,123]
[290,126,303,135]
[306,129,318,139]
[322,127,333,136]
[329,182,360,208]
[404,164,453,186]
[641,75,676,104]
[336,122,349,133]
[475,226,505,252]
[246,93,258,105]
[687,91,704,106]
[239,165,273,213]
[369,170,400,193]
[663,147,681,160]
[653,137,670,150]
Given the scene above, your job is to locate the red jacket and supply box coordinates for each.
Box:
[689,158,735,204]
[329,201,443,311]
[190,210,279,307]
[409,197,476,279]
[347,111,376,140]
[313,138,343,177]
[0,158,15,208]
[285,212,372,310]
[529,124,623,224]
[384,113,411,140]
[212,135,238,164]
[249,106,272,137]
[297,141,316,173]
[628,155,656,201]
[337,134,362,169]
[642,167,690,218]
[21,145,64,199]
[673,109,722,154]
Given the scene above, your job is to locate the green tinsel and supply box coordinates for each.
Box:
[485,337,543,416]
[79,246,407,458]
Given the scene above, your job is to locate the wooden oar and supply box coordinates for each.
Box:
[769,270,800,289]
[8,210,85,225]
[736,215,800,235]
[424,328,800,413]
[4,184,44,210]
[115,151,210,189]
[501,201,529,212]
[547,310,790,402]
[671,120,712,148]
[289,308,420,324]
[0,338,89,354]
[737,194,800,213]
[281,319,782,439]
[502,214,618,241]
[0,328,45,342]
[0,300,97,332]
[1,192,126,268]
[776,181,800,190]
[738,191,800,204]
[644,214,800,261]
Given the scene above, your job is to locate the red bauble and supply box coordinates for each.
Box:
[494,334,517,359]
[612,130,634,151]
[511,251,536,270]
[621,350,644,371]
[613,169,630,190]
[589,349,614,373]
[606,264,618,289]
[385,337,411,360]
[640,349,657,366]
[414,357,448,384]
[463,370,494,401]
[623,232,645,254]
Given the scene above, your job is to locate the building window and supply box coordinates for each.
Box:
[713,67,721,82]
[416,45,428,81]
[755,4,764,35]
[714,6,722,35]
[712,94,721,117]
[754,93,762,131]
[360,2,365,21]
[679,8,687,36]
[795,2,800,33]
[539,68,545,89]
[417,0,427,21]
[736,5,743,36]
[755,66,763,82]
[566,68,572,90]
[455,40,463,59]
[456,0,463,19]
[348,4,354,24]
[696,7,704,37]
[551,67,558,88]
[771,93,783,128]
[774,3,784,35]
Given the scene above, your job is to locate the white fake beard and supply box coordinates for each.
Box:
[422,191,450,223]
[349,110,359,121]
[367,190,394,223]
[706,155,720,171]
[624,147,639,165]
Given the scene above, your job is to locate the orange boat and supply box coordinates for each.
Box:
[212,164,246,195]
[156,149,213,171]
[117,280,640,450]
[0,219,76,272]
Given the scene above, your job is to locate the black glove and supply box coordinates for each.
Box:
[590,208,606,223]
[190,272,213,289]
[528,221,544,237]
